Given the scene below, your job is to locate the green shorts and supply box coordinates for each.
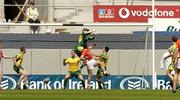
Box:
[97,67,104,77]
[13,65,24,73]
[68,71,81,77]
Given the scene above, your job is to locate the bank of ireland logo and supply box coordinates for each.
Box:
[119,7,130,19]
[98,9,105,15]
[120,77,149,89]
[0,76,17,89]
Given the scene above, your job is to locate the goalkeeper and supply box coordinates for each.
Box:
[75,28,96,57]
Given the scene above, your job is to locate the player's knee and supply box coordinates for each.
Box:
[22,73,28,78]
[79,76,84,81]
[64,75,70,79]
[24,73,28,77]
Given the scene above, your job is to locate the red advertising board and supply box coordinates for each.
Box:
[93,5,180,22]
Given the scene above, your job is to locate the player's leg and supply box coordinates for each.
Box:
[86,59,96,89]
[0,68,2,90]
[19,68,28,89]
[87,68,93,89]
[166,69,174,87]
[63,73,72,89]
[77,73,85,89]
[96,67,105,89]
[173,58,180,92]
[173,69,179,92]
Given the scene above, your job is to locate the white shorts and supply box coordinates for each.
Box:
[87,59,96,70]
[177,58,180,69]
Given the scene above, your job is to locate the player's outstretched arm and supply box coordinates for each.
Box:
[88,44,96,50]
[63,59,67,66]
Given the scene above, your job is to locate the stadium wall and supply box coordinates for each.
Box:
[1,49,168,75]
[0,33,175,76]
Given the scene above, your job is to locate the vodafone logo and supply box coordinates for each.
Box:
[118,7,175,19]
[119,7,130,19]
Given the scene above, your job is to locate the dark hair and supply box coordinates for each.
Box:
[105,47,109,52]
[83,43,88,49]
[172,36,178,42]
[20,46,26,52]
[71,49,75,52]
[82,28,89,32]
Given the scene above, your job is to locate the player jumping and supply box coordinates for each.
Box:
[63,50,85,89]
[80,44,102,89]
[94,47,110,89]
[75,28,96,57]
[13,46,28,89]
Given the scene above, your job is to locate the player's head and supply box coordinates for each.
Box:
[0,42,3,49]
[30,1,35,8]
[168,46,173,53]
[172,36,178,42]
[82,28,90,33]
[71,50,76,57]
[83,43,88,49]
[20,46,26,54]
[103,47,109,53]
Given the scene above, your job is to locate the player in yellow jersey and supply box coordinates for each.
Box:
[63,50,85,89]
[94,47,110,89]
[13,47,28,89]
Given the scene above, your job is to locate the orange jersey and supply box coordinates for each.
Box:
[176,39,180,49]
[81,49,93,60]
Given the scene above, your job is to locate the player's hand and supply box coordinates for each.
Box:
[11,57,15,61]
[103,71,110,76]
[63,59,66,66]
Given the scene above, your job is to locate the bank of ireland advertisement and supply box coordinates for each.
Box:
[0,75,172,90]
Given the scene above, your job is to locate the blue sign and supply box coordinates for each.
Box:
[98,9,105,15]
[0,75,171,90]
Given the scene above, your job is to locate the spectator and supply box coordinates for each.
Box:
[26,1,40,34]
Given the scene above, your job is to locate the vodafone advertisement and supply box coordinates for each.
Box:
[93,5,180,22]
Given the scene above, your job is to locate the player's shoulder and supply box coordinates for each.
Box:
[75,57,80,60]
[83,48,89,53]
[66,57,72,60]
[176,40,180,44]
[17,53,23,57]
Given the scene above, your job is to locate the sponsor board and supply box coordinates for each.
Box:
[0,75,172,90]
[93,5,180,22]
[148,18,180,32]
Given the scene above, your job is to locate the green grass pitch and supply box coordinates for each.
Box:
[0,90,180,100]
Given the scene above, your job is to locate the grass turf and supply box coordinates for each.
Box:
[0,90,180,100]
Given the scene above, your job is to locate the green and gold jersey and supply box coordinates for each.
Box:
[65,57,80,72]
[99,53,108,67]
[15,52,24,67]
